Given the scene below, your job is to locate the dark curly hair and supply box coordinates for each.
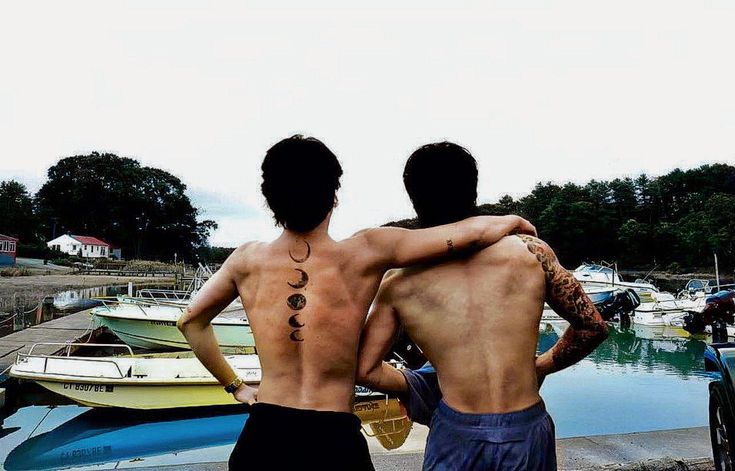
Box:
[261,135,343,233]
[403,142,479,228]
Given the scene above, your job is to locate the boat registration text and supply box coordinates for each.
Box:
[62,383,115,393]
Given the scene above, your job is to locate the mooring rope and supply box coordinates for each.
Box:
[0,301,43,326]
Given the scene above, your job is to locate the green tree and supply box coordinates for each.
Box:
[36,152,216,260]
[0,180,40,241]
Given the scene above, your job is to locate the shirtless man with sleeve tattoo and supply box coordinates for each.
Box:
[176,136,536,471]
[356,142,608,470]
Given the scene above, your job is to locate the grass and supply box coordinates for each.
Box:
[0,267,31,277]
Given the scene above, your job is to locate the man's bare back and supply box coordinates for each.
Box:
[361,236,545,413]
[357,234,610,414]
[232,232,408,412]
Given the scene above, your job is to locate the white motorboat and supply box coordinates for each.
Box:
[92,300,255,351]
[573,264,658,294]
[632,291,706,327]
[10,343,261,409]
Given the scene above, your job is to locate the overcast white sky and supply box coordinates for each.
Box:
[1,1,734,246]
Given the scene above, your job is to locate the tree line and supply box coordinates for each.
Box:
[387,163,735,272]
[0,153,216,261]
[3,157,732,270]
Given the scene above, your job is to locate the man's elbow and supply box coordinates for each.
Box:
[356,363,378,388]
[176,315,192,334]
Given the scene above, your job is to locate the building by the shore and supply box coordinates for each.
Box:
[47,234,111,258]
[0,234,18,266]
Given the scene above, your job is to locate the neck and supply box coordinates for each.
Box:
[281,213,333,242]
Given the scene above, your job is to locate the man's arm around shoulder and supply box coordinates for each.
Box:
[359,215,536,269]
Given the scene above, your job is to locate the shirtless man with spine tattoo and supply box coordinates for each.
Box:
[356,142,609,470]
[176,135,536,471]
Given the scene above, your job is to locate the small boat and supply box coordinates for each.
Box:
[354,398,412,450]
[10,343,261,409]
[633,292,706,327]
[573,263,659,294]
[11,343,396,409]
[92,301,255,351]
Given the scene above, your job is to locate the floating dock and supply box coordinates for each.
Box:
[0,308,99,376]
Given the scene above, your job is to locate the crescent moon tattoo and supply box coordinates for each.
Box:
[287,293,307,310]
[290,330,304,342]
[289,240,311,263]
[288,313,305,328]
[287,269,309,289]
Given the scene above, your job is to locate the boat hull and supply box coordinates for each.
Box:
[35,379,239,409]
[94,308,255,351]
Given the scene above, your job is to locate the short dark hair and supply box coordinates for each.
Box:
[261,135,343,232]
[403,142,479,228]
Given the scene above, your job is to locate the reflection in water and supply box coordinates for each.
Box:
[5,406,249,470]
[539,322,713,438]
[539,322,709,379]
[0,325,717,470]
[2,399,412,471]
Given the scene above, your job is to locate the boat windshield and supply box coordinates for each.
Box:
[575,264,615,276]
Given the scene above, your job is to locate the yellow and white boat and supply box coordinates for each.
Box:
[10,343,261,409]
[354,398,413,450]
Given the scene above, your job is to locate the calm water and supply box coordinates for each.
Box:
[0,323,716,470]
[0,283,176,338]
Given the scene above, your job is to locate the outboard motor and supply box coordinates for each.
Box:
[682,290,735,337]
[596,289,641,322]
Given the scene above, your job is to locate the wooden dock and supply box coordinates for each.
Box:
[0,308,99,375]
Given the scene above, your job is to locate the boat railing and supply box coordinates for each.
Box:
[92,297,153,316]
[17,343,135,378]
[92,296,187,314]
[137,288,191,302]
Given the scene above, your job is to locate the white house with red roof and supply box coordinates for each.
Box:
[47,234,111,258]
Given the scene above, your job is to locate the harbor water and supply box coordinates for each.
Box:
[0,283,176,338]
[0,323,714,470]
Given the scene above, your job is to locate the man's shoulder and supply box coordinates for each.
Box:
[475,234,551,269]
[223,241,267,273]
[377,268,411,298]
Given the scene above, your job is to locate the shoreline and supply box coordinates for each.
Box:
[0,274,176,312]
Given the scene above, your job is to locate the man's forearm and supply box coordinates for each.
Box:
[178,320,238,386]
[537,324,608,376]
[359,361,409,393]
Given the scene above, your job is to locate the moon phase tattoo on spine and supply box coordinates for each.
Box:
[289,240,311,263]
[516,234,608,372]
[287,269,309,289]
[286,240,311,343]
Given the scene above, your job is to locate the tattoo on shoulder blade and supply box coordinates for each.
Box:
[516,234,607,370]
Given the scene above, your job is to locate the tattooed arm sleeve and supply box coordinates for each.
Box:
[517,235,609,377]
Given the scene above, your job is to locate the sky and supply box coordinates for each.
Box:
[1,0,734,246]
